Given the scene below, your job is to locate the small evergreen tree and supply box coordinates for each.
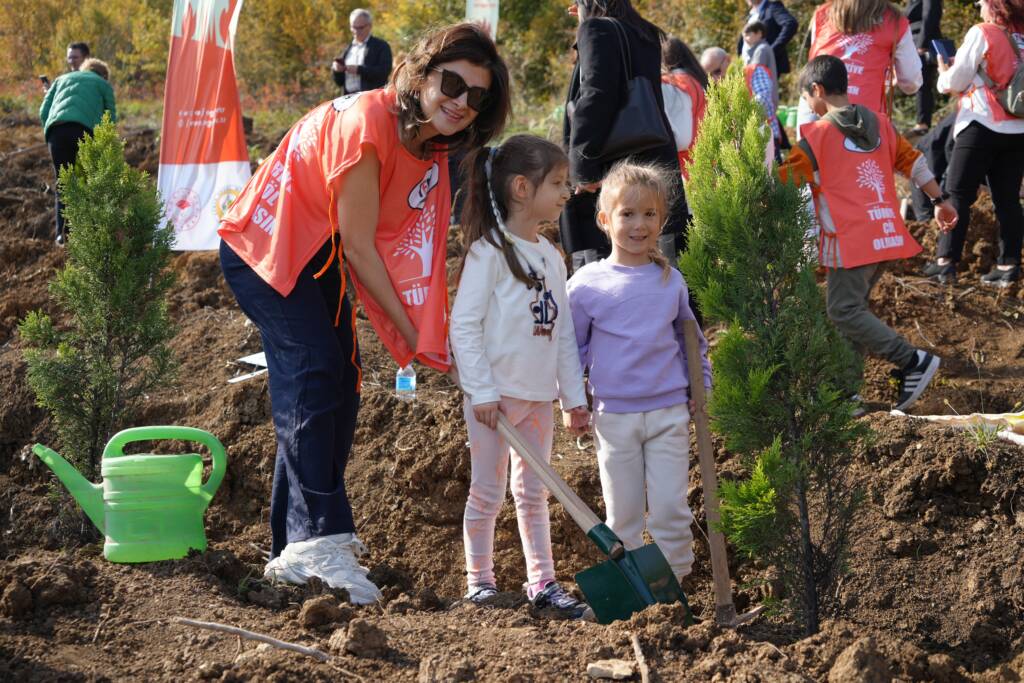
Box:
[680,66,869,635]
[20,116,176,481]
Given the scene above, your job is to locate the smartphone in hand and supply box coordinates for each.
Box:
[932,39,956,62]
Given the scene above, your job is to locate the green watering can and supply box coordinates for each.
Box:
[32,426,227,563]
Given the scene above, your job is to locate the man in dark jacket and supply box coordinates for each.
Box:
[331,9,393,94]
[735,0,798,75]
[905,0,942,132]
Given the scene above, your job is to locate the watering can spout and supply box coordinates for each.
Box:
[32,444,105,534]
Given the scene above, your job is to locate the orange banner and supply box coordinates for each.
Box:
[158,0,250,250]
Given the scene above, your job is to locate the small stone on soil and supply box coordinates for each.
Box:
[586,659,634,680]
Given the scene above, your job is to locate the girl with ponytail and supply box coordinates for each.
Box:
[566,160,712,588]
[449,134,591,617]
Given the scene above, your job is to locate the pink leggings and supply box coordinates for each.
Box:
[463,397,555,590]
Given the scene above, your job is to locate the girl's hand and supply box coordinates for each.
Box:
[562,406,591,435]
[473,402,501,430]
[934,201,958,232]
[574,182,601,195]
[937,55,950,73]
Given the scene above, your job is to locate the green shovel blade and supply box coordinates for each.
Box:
[575,543,693,625]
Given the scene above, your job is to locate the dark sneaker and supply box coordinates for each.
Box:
[465,584,499,605]
[894,350,940,411]
[922,261,956,284]
[528,581,590,620]
[980,265,1020,288]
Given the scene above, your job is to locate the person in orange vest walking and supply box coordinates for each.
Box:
[701,46,781,162]
[217,24,510,602]
[922,0,1024,287]
[797,0,923,135]
[661,36,708,181]
[781,55,957,412]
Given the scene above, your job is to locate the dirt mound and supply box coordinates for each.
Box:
[0,117,1022,681]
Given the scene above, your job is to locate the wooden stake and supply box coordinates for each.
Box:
[682,319,738,626]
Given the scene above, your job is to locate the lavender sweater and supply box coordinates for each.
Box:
[567,261,712,414]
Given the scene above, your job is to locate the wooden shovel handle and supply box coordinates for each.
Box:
[682,319,737,624]
[496,412,604,535]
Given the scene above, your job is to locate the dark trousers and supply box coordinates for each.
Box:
[939,122,1024,266]
[46,122,91,242]
[910,112,956,220]
[220,239,361,557]
[915,58,938,127]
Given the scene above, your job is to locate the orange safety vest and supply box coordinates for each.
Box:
[809,4,908,114]
[963,23,1024,124]
[219,89,452,371]
[800,113,921,269]
[662,71,707,180]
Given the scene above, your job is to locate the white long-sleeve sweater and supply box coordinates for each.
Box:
[450,233,587,409]
[936,24,1024,137]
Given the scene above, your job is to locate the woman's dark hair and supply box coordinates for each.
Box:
[985,0,1024,33]
[662,36,708,90]
[457,135,568,288]
[390,23,511,154]
[800,55,849,96]
[577,0,665,43]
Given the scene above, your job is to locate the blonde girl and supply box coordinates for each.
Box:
[450,134,590,617]
[566,161,712,585]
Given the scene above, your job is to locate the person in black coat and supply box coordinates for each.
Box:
[561,0,686,269]
[905,0,943,131]
[735,0,798,75]
[331,9,393,94]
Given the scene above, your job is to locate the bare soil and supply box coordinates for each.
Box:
[1,116,1022,681]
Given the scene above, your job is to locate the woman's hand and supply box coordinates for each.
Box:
[574,181,601,195]
[473,401,501,430]
[934,201,958,232]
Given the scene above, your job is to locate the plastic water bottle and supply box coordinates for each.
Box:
[395,364,416,401]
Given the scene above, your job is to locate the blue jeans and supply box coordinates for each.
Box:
[220,240,360,557]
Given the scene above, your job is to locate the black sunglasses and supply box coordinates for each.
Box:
[433,67,490,112]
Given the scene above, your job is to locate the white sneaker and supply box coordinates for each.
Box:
[264,533,382,605]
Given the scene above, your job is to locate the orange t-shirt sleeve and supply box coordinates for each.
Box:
[893,132,923,177]
[321,93,394,191]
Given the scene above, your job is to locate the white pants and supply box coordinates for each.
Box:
[593,403,694,580]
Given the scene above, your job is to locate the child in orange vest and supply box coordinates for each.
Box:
[781,55,958,412]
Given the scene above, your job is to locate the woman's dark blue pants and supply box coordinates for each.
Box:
[220,240,360,558]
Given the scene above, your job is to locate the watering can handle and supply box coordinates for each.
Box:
[103,426,227,503]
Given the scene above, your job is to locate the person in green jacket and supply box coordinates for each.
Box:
[39,58,117,245]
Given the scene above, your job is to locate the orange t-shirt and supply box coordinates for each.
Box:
[219,89,452,370]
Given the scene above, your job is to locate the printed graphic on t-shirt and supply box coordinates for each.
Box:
[392,203,436,283]
[838,34,873,94]
[855,159,904,251]
[408,163,440,210]
[332,92,364,112]
[386,172,442,308]
[528,272,558,340]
